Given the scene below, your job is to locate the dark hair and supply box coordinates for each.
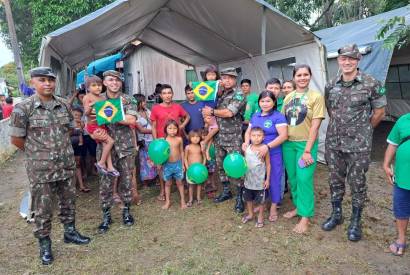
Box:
[184,84,192,93]
[160,84,173,93]
[72,106,83,114]
[258,90,277,111]
[293,64,312,77]
[133,93,146,111]
[188,130,201,142]
[265,77,281,88]
[283,80,296,89]
[154,83,162,94]
[85,75,103,89]
[241,79,251,86]
[5,97,13,104]
[203,65,220,81]
[250,126,264,134]
[164,119,178,136]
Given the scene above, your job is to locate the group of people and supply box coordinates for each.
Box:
[9,43,410,265]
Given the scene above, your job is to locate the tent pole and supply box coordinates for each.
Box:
[261,6,266,55]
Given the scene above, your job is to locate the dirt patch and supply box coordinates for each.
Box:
[0,154,409,274]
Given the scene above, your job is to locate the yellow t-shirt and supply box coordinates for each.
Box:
[282,89,325,141]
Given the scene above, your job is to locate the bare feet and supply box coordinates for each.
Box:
[157,194,165,201]
[180,203,188,209]
[293,217,309,234]
[283,209,297,219]
[162,202,171,209]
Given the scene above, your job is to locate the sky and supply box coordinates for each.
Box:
[0,38,14,67]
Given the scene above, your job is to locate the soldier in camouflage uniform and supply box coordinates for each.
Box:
[322,44,387,241]
[97,70,138,234]
[202,68,247,213]
[9,67,91,265]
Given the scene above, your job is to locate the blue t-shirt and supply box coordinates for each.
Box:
[250,110,287,154]
[181,101,205,133]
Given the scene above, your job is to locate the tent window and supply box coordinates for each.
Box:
[386,65,410,99]
[267,57,296,81]
[186,69,198,84]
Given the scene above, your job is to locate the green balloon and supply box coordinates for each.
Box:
[187,163,208,184]
[223,152,247,178]
[148,139,170,164]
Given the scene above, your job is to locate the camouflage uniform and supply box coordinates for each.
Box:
[98,93,138,208]
[215,88,246,186]
[325,71,387,208]
[9,94,76,238]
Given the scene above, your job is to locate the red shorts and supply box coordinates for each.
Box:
[85,124,108,142]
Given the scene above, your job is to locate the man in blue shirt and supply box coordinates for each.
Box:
[181,85,205,138]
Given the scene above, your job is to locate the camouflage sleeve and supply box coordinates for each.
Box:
[324,83,331,108]
[370,80,387,109]
[226,91,246,116]
[125,96,138,117]
[9,105,27,137]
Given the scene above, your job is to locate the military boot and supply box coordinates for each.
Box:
[234,186,245,213]
[214,182,233,203]
[63,222,91,245]
[38,236,53,265]
[122,203,134,226]
[321,201,343,231]
[347,206,363,242]
[98,207,112,234]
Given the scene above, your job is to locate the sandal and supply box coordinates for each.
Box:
[389,242,406,256]
[255,221,264,228]
[268,214,278,222]
[107,169,120,177]
[95,163,108,175]
[187,201,193,207]
[241,215,253,224]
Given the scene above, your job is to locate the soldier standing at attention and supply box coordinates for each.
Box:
[322,44,387,241]
[9,67,91,265]
[97,70,138,234]
[202,68,247,213]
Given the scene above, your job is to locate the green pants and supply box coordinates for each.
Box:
[282,140,318,217]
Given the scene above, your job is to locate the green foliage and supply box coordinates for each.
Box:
[0,62,29,96]
[383,0,409,12]
[0,0,114,69]
[266,0,323,27]
[377,15,410,50]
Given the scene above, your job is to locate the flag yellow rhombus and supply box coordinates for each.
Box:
[193,82,215,100]
[97,101,119,122]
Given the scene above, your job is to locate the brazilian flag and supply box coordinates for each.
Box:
[94,98,125,126]
[192,81,218,101]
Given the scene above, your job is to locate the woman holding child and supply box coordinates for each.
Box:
[281,64,326,233]
[243,91,288,226]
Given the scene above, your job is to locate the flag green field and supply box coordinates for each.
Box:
[94,98,125,125]
[191,80,218,101]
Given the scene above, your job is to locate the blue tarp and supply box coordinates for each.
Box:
[314,6,410,83]
[76,52,122,87]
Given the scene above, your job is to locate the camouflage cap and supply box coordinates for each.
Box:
[29,67,56,78]
[103,70,123,80]
[220,67,238,77]
[338,44,362,60]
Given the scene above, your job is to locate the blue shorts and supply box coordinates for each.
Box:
[163,160,184,181]
[393,184,410,219]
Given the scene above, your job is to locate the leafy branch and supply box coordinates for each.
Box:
[377,15,410,50]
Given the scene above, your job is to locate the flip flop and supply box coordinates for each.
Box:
[389,242,406,256]
[80,187,91,193]
[255,221,264,228]
[107,169,120,177]
[268,214,278,222]
[241,215,253,224]
[95,163,108,175]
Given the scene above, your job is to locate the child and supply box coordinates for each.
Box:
[71,107,90,193]
[162,120,187,209]
[82,75,119,177]
[201,128,218,198]
[241,127,270,228]
[184,130,206,206]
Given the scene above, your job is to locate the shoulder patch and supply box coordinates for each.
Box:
[378,86,386,95]
[234,93,244,101]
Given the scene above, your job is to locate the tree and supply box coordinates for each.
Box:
[0,0,114,68]
[377,15,410,50]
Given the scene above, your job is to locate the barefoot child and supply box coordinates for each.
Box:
[241,127,270,228]
[83,75,119,176]
[184,130,206,206]
[162,120,187,209]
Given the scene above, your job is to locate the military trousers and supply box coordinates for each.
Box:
[283,141,318,217]
[215,143,242,187]
[30,177,76,239]
[99,154,135,209]
[325,149,370,208]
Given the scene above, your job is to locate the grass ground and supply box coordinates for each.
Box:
[0,152,409,274]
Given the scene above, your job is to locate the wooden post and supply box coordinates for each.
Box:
[2,0,25,93]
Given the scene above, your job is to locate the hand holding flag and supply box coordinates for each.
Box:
[94,98,125,125]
